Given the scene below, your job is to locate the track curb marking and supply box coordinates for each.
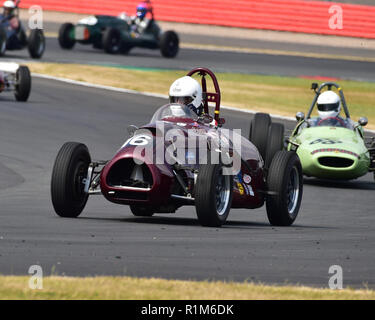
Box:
[31,72,375,134]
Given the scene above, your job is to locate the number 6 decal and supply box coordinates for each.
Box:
[128,135,152,146]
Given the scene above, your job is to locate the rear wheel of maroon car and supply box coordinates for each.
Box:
[130,205,155,217]
[51,142,91,218]
[265,122,285,168]
[249,113,271,160]
[195,162,233,227]
[266,151,303,226]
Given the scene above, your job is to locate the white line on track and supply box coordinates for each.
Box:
[32,72,375,134]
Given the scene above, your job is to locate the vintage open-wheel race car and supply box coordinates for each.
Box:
[51,67,303,227]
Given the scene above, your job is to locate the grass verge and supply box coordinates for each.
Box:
[28,62,375,130]
[1,276,375,300]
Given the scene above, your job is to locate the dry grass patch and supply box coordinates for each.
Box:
[1,276,375,300]
[28,63,375,129]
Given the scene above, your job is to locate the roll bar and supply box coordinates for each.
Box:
[186,67,223,123]
[306,82,350,119]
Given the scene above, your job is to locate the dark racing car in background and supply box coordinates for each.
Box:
[0,0,45,58]
[58,1,179,58]
[51,68,303,227]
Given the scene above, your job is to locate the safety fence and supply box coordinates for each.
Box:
[19,0,375,38]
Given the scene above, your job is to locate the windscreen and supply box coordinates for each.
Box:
[150,104,198,123]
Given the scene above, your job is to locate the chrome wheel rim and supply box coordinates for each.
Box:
[287,166,300,217]
[216,170,231,216]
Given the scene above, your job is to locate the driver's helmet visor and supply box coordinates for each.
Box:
[317,102,340,112]
[169,96,194,106]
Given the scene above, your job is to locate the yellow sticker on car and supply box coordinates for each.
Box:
[237,182,245,195]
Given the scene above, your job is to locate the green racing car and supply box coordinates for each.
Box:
[286,82,375,181]
[58,2,179,58]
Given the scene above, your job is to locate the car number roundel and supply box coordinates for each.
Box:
[310,138,342,145]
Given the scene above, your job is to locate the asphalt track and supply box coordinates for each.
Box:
[3,35,375,82]
[0,77,374,288]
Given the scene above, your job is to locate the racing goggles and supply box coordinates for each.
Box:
[169,96,194,106]
[317,102,340,112]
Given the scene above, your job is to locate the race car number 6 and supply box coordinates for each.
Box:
[128,135,152,146]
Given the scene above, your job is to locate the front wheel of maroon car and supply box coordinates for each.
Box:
[51,142,91,218]
[266,151,303,226]
[195,163,233,227]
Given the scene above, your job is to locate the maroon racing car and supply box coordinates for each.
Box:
[51,67,303,227]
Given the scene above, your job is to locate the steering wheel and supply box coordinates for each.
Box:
[186,67,222,124]
[317,117,346,127]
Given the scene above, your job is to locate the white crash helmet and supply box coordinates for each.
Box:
[3,0,15,15]
[4,0,15,8]
[169,76,203,115]
[317,91,341,119]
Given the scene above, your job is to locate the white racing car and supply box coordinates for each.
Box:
[0,62,31,101]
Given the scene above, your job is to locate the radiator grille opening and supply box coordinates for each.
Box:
[318,157,354,168]
[106,159,153,189]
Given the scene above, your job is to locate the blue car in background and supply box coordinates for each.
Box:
[0,9,45,59]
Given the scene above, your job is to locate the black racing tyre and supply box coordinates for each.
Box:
[58,23,76,49]
[265,122,285,168]
[51,142,91,218]
[102,28,121,54]
[266,151,303,226]
[14,66,31,102]
[28,29,45,59]
[249,113,271,161]
[195,161,233,227]
[130,205,155,217]
[0,27,6,56]
[160,30,179,58]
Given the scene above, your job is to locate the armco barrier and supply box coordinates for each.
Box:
[19,0,375,39]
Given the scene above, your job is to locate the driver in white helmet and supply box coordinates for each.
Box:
[3,0,15,19]
[2,1,19,30]
[313,90,349,127]
[169,76,204,116]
